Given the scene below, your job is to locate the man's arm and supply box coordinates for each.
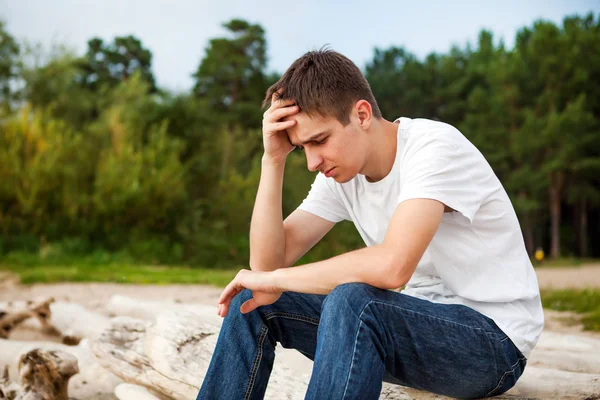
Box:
[271,198,445,294]
[249,157,338,272]
[248,156,287,272]
[250,93,337,272]
[216,198,444,317]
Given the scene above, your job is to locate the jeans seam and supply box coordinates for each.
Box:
[339,299,380,398]
[264,311,320,326]
[243,325,268,400]
[368,300,490,334]
[342,319,364,398]
[484,355,527,397]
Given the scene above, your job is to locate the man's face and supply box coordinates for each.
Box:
[282,110,367,183]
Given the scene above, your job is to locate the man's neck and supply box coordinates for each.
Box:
[361,119,400,183]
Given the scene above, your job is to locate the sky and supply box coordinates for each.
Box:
[2,0,599,92]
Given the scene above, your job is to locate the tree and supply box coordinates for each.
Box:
[512,17,600,258]
[193,19,267,125]
[366,47,440,120]
[79,35,156,93]
[192,19,269,178]
[0,20,20,111]
[21,51,96,129]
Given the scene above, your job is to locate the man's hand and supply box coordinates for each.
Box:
[217,269,283,317]
[262,92,300,164]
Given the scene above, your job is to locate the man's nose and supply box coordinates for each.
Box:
[306,149,323,173]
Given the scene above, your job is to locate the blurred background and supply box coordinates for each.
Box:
[1,0,599,284]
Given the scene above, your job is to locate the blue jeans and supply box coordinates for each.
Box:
[197,282,526,399]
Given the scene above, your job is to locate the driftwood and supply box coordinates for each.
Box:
[3,293,599,399]
[0,298,68,341]
[94,295,600,400]
[0,348,78,400]
[0,298,118,399]
[0,300,110,343]
[0,338,122,399]
[93,312,373,400]
[114,383,170,400]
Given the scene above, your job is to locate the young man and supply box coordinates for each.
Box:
[197,49,544,399]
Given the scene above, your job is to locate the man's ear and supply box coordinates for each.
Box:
[355,100,373,130]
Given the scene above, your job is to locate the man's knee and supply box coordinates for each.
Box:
[322,282,378,315]
[228,288,254,312]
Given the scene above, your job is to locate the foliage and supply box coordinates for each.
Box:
[1,14,599,269]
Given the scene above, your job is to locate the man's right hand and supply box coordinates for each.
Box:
[262,93,300,164]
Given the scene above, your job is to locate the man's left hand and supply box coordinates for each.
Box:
[217,269,283,317]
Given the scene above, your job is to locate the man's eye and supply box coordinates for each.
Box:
[315,138,327,145]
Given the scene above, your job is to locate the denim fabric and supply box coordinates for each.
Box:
[197,282,526,399]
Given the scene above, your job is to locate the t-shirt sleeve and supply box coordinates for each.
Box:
[296,172,350,223]
[397,126,484,223]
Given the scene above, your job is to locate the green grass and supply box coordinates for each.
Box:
[532,257,600,268]
[541,289,600,331]
[0,264,239,287]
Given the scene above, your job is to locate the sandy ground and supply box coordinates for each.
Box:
[0,279,225,313]
[534,262,600,289]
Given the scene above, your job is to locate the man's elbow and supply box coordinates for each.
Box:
[385,255,412,290]
[249,253,285,272]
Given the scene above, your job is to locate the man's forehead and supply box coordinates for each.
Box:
[287,126,331,146]
[286,114,334,145]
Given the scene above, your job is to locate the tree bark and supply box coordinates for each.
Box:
[519,192,534,256]
[549,172,565,259]
[579,198,588,258]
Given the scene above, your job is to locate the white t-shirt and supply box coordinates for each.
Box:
[297,117,544,358]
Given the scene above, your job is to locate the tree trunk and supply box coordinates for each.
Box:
[524,218,534,257]
[579,198,588,258]
[549,172,564,259]
[519,192,534,256]
[220,125,232,181]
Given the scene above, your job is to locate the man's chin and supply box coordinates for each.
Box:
[333,172,356,184]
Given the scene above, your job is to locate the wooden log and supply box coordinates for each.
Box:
[0,338,122,399]
[114,383,169,400]
[91,316,200,400]
[19,348,79,400]
[0,298,62,340]
[92,312,431,399]
[0,348,78,400]
[0,300,110,343]
[508,366,600,399]
[95,296,600,400]
[0,364,21,400]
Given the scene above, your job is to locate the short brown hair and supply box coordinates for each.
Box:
[262,48,382,125]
